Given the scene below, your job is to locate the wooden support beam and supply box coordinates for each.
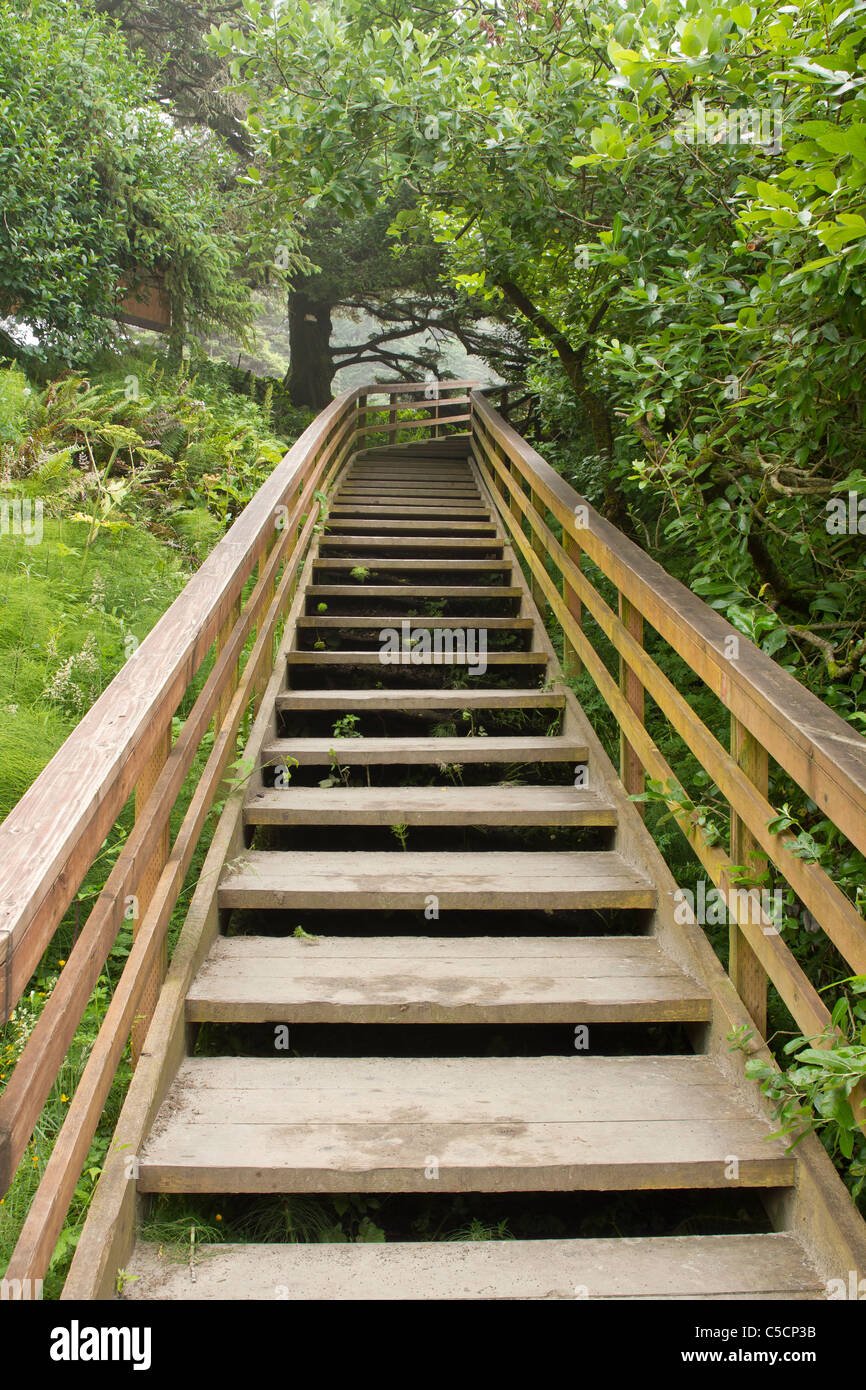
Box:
[730,717,769,1037]
[563,533,583,679]
[618,594,645,819]
[131,724,171,1064]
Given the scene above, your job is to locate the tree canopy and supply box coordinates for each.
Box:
[210,0,866,690]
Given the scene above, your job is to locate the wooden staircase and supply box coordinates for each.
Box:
[85,438,830,1300]
[6,383,865,1302]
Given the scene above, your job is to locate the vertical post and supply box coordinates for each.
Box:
[130,722,171,1064]
[730,717,769,1035]
[357,394,366,449]
[433,386,440,440]
[213,598,242,738]
[529,487,546,610]
[618,594,645,818]
[562,533,583,678]
[388,391,397,441]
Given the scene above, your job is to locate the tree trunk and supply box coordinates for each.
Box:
[285,290,334,408]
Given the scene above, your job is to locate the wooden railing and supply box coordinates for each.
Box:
[2,375,865,1289]
[0,378,475,1287]
[469,390,866,1046]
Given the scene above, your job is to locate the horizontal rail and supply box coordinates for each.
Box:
[0,388,357,1023]
[469,390,866,1046]
[472,393,866,861]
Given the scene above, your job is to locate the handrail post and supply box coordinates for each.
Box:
[618,594,645,816]
[529,487,547,610]
[562,533,583,678]
[730,716,769,1035]
[357,393,366,448]
[130,722,171,1064]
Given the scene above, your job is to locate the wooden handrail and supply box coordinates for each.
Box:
[472,392,866,861]
[0,388,356,1025]
[469,390,866,1045]
[0,386,359,1284]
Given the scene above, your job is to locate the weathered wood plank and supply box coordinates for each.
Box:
[120,1233,823,1301]
[186,934,711,1024]
[217,849,656,911]
[138,1056,791,1193]
[244,784,612,827]
[260,734,586,764]
[275,688,564,711]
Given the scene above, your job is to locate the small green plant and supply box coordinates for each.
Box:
[390,822,409,851]
[292,924,319,943]
[350,565,371,582]
[319,749,351,788]
[745,976,866,1189]
[461,709,487,737]
[629,777,727,847]
[317,602,328,614]
[313,489,330,534]
[332,713,363,739]
[438,761,464,785]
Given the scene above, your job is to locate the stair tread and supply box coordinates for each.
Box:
[275,688,564,709]
[306,585,521,598]
[286,650,545,665]
[120,1233,823,1300]
[138,1055,792,1193]
[216,849,656,909]
[244,783,612,826]
[261,735,582,763]
[186,934,711,1023]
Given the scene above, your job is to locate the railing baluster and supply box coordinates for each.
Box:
[618,594,645,816]
[562,533,583,678]
[730,716,769,1035]
[529,487,546,609]
[130,722,171,1064]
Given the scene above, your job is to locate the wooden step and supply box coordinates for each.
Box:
[286,650,546,667]
[121,1232,823,1300]
[217,850,655,911]
[312,559,509,572]
[276,688,565,711]
[337,483,480,495]
[326,520,498,536]
[306,586,521,601]
[329,506,492,519]
[261,734,584,765]
[137,1055,793,1194]
[244,784,610,827]
[319,537,502,553]
[186,935,711,1024]
[296,616,534,631]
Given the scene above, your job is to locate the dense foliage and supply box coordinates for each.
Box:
[0,0,295,364]
[214,0,866,708]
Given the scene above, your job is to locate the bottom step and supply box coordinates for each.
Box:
[121,1233,823,1300]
